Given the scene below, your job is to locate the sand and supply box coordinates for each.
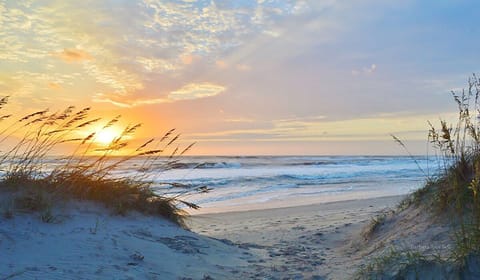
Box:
[0,195,406,279]
[0,201,255,279]
[189,195,404,279]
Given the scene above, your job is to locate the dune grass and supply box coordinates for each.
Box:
[362,213,387,241]
[356,75,480,279]
[0,97,199,227]
[410,75,480,259]
[355,248,441,280]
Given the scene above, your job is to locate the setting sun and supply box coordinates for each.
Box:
[3,1,480,278]
[95,128,120,145]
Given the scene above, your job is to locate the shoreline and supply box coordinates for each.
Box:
[190,194,405,216]
[187,193,408,215]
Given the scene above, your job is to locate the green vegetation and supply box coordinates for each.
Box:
[0,97,199,227]
[362,213,387,240]
[355,248,438,280]
[358,75,480,278]
[413,75,480,259]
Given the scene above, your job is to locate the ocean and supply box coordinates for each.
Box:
[7,155,441,213]
[141,156,441,213]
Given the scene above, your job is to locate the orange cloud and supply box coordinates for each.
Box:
[93,82,226,108]
[216,60,228,69]
[56,48,92,63]
[48,82,62,90]
[181,54,199,65]
[169,83,226,101]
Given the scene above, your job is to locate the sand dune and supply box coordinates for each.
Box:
[7,195,459,279]
[0,201,255,279]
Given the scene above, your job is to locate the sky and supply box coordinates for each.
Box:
[1,0,479,155]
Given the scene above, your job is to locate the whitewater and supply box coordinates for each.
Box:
[144,156,441,213]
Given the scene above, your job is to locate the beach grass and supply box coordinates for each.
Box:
[411,75,480,259]
[356,248,436,280]
[0,98,198,227]
[362,213,387,240]
[358,75,480,278]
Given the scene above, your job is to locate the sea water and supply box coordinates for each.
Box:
[142,156,441,213]
[22,155,442,213]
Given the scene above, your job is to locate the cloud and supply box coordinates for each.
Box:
[0,0,313,108]
[168,83,226,101]
[55,48,92,63]
[48,82,62,90]
[136,57,177,73]
[188,112,444,142]
[92,95,166,108]
[83,63,143,95]
[352,64,377,76]
[94,82,225,107]
[216,60,228,69]
[215,61,252,72]
[236,64,252,72]
[366,64,377,73]
[180,54,199,65]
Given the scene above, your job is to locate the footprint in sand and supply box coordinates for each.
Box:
[292,226,306,230]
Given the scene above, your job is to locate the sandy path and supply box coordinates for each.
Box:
[190,195,403,279]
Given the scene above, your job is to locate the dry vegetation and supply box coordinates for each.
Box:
[0,98,199,227]
[357,75,480,278]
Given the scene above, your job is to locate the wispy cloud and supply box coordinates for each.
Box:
[2,0,479,154]
[55,48,92,63]
[91,95,165,108]
[48,82,62,90]
[0,0,307,107]
[169,83,225,101]
[94,82,225,108]
[352,64,377,76]
[187,112,456,142]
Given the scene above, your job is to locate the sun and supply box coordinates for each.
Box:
[95,128,120,145]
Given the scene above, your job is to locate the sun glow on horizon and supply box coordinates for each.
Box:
[1,1,478,155]
[95,128,121,146]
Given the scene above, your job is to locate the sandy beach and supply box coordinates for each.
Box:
[190,195,404,279]
[0,194,404,279]
[2,0,479,278]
